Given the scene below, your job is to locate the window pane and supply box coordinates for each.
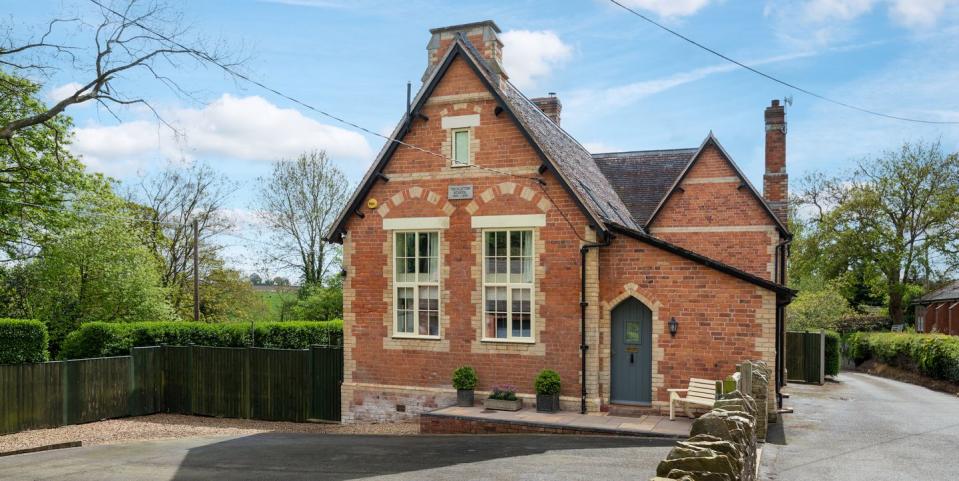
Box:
[625,319,640,344]
[485,286,508,339]
[454,130,469,164]
[511,288,531,338]
[397,287,414,333]
[509,231,533,283]
[418,286,438,336]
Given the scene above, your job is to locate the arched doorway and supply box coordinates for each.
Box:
[610,297,653,404]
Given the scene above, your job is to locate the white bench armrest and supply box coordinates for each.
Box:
[667,388,688,393]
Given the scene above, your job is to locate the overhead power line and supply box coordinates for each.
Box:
[608,0,959,125]
[85,0,590,243]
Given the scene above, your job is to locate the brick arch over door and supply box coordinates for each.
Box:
[599,284,665,408]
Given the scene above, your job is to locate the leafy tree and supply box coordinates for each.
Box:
[249,273,263,285]
[796,141,959,323]
[127,162,236,315]
[787,280,854,331]
[0,71,94,258]
[255,151,351,285]
[27,192,176,353]
[196,262,267,322]
[289,277,343,321]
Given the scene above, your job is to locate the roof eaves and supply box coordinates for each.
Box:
[608,222,797,299]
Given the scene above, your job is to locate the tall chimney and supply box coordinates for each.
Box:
[423,20,505,83]
[764,99,787,224]
[531,93,562,125]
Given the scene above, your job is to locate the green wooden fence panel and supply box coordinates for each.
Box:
[311,346,342,422]
[250,348,312,422]
[131,347,164,416]
[0,362,63,435]
[64,357,132,425]
[786,331,825,384]
[189,347,248,419]
[1,344,343,435]
[161,346,191,414]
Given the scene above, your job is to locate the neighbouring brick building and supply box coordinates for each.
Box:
[914,281,959,335]
[326,21,795,423]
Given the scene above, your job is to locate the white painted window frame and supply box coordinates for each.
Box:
[481,228,535,343]
[393,231,441,340]
[451,128,471,167]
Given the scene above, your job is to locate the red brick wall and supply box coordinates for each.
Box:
[651,142,781,280]
[597,235,776,408]
[341,56,591,417]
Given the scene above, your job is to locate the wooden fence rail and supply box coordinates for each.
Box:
[0,345,342,435]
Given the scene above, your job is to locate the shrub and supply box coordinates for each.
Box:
[59,320,343,359]
[489,384,518,401]
[846,332,959,383]
[534,369,561,395]
[835,313,893,333]
[0,319,49,364]
[823,330,841,376]
[452,366,477,390]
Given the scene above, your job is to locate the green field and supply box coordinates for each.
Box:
[258,290,298,321]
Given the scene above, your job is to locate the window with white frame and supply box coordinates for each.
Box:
[394,232,440,337]
[451,128,470,166]
[483,230,534,341]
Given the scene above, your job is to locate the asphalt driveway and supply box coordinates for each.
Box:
[0,432,675,480]
[761,371,959,480]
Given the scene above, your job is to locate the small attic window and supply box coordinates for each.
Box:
[452,128,470,166]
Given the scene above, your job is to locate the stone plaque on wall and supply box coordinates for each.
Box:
[448,184,473,200]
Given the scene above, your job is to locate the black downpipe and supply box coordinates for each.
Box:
[774,237,791,409]
[580,233,611,414]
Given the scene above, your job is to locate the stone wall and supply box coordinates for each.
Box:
[651,361,769,481]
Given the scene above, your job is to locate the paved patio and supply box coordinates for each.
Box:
[423,405,693,438]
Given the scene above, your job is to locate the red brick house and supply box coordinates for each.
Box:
[915,281,959,335]
[326,21,795,422]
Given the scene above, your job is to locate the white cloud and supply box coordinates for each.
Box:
[614,0,714,17]
[46,82,84,104]
[500,30,572,90]
[71,94,373,177]
[771,0,958,45]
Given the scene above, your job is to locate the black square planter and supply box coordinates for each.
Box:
[457,389,474,407]
[536,393,560,413]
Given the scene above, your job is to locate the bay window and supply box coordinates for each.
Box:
[394,231,440,338]
[483,229,534,341]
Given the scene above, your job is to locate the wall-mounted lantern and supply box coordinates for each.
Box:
[668,317,679,337]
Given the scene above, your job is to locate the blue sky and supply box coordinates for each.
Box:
[12,0,959,273]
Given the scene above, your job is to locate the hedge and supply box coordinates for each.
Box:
[847,332,959,383]
[0,319,50,364]
[59,320,343,359]
[824,330,841,376]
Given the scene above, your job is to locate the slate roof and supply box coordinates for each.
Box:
[916,281,959,304]
[459,38,639,230]
[592,148,697,226]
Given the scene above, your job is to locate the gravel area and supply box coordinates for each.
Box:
[0,414,418,454]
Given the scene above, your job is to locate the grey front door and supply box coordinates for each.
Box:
[610,297,652,404]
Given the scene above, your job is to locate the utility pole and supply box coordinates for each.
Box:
[193,218,200,322]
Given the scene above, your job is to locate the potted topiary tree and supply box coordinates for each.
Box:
[452,366,477,407]
[535,369,561,413]
[485,384,522,411]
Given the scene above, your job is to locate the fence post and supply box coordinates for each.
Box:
[243,347,252,419]
[819,330,826,385]
[61,360,70,426]
[187,344,194,415]
[128,348,137,416]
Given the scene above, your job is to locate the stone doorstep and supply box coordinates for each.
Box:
[422,407,692,439]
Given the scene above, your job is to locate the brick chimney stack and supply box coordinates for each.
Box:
[763,99,788,224]
[423,20,506,83]
[531,93,562,125]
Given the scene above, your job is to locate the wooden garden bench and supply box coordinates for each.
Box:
[668,377,719,420]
